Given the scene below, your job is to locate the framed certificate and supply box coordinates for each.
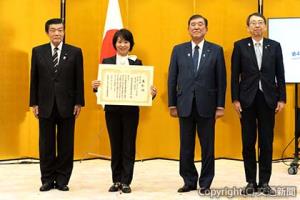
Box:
[96,64,154,106]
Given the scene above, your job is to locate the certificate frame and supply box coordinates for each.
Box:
[96,64,154,106]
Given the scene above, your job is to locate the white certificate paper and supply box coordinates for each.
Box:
[96,64,154,106]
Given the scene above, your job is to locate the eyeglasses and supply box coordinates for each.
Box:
[249,21,265,26]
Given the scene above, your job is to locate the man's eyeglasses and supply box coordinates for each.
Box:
[249,21,265,26]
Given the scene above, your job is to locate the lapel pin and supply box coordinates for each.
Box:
[187,53,191,57]
[248,43,251,47]
[63,54,68,60]
[203,54,206,57]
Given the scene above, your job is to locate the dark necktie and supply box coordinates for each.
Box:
[193,45,199,73]
[53,47,59,73]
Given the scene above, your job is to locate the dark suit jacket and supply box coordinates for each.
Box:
[168,41,226,118]
[102,55,142,113]
[231,37,286,109]
[30,43,85,118]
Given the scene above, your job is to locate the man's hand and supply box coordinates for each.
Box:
[169,107,178,118]
[215,108,224,119]
[275,101,285,113]
[73,105,81,118]
[32,105,39,119]
[233,101,242,118]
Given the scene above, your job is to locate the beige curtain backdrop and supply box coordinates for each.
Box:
[0,0,299,160]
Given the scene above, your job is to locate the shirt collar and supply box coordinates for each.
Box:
[191,40,205,50]
[116,53,129,60]
[50,42,63,51]
[252,38,263,46]
[116,53,130,65]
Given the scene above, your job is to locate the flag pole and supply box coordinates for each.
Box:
[61,0,66,42]
[258,0,263,14]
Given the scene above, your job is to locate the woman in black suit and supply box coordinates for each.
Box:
[92,29,157,193]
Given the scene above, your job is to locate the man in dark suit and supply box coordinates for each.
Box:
[30,18,84,192]
[231,13,286,195]
[168,14,226,194]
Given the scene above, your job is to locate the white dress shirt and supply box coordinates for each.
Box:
[252,38,263,91]
[50,42,63,64]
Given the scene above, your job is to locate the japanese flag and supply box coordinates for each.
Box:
[99,0,123,63]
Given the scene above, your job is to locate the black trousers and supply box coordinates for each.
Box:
[241,90,275,185]
[179,100,215,189]
[105,110,139,185]
[39,103,75,185]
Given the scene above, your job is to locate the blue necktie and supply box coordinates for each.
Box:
[193,45,199,73]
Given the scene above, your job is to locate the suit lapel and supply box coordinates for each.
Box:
[40,44,54,76]
[246,38,259,69]
[261,38,271,70]
[111,56,117,64]
[59,44,68,66]
[197,41,211,74]
[42,43,53,69]
[54,44,68,77]
[129,58,136,65]
[184,43,194,74]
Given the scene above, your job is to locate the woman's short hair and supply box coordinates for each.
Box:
[112,28,135,51]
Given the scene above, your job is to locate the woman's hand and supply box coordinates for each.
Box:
[150,85,157,98]
[91,80,101,89]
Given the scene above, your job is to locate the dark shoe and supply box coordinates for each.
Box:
[259,183,275,195]
[55,184,69,191]
[108,182,121,192]
[199,188,211,195]
[39,182,55,192]
[121,184,131,193]
[241,183,257,195]
[177,185,197,193]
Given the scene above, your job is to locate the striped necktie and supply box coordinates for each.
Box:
[53,47,59,72]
